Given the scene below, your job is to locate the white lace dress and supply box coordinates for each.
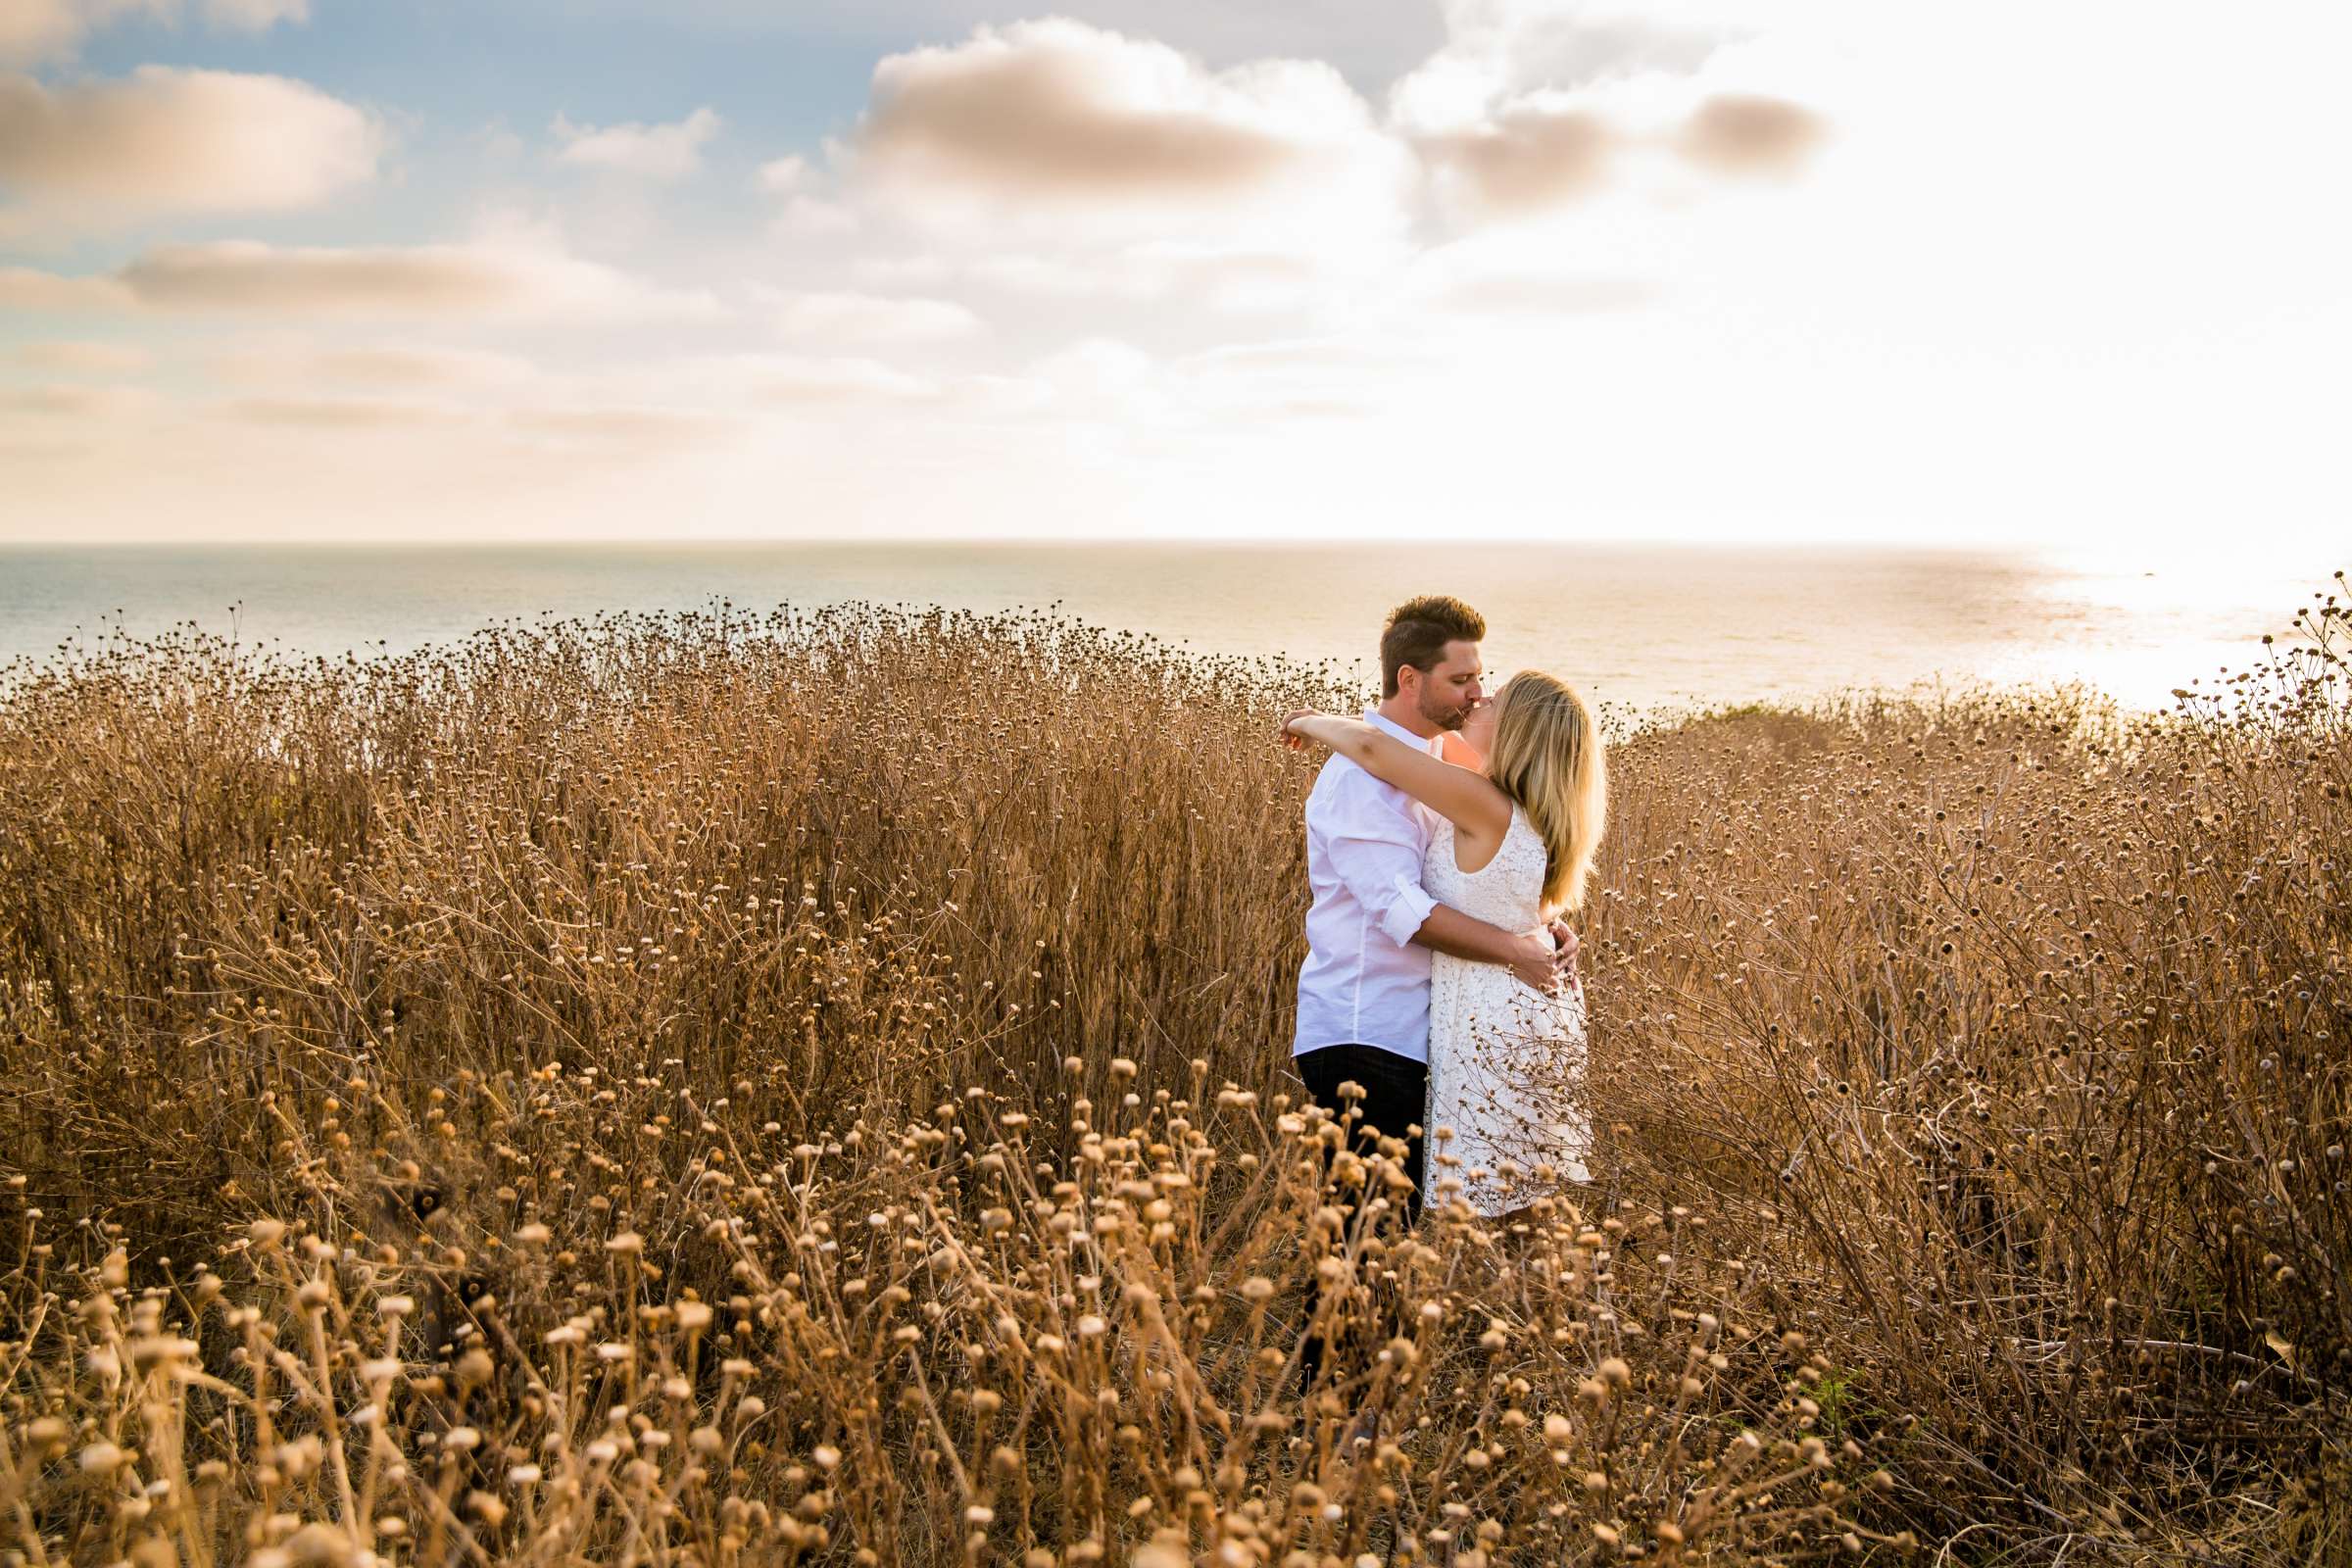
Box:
[1422,804,1592,1216]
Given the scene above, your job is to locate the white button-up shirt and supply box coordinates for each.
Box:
[1293,710,1446,1063]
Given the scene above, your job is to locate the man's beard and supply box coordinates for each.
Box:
[1422,694,1471,731]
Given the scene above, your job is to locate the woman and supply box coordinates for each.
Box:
[1283,671,1606,1217]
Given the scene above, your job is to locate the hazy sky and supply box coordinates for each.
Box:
[2,1,2347,548]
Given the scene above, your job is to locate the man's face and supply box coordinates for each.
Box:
[1407,640,1485,731]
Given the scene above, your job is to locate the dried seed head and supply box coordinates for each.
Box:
[280,1524,356,1568]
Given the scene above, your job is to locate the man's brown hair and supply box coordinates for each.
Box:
[1381,594,1487,697]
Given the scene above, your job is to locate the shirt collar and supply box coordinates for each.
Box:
[1364,709,1445,755]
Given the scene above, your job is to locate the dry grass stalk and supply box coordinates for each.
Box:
[1,582,2347,1564]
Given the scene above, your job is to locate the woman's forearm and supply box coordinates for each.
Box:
[1292,713,1375,759]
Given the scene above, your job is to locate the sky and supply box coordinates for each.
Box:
[1,0,2348,550]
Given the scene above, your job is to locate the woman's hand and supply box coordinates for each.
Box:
[1277,709,1324,752]
[1547,917,1584,996]
[1497,922,1584,996]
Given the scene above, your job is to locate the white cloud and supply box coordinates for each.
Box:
[787,0,1446,88]
[1414,100,1616,215]
[0,67,379,239]
[29,0,2345,557]
[1675,92,1824,175]
[208,339,540,389]
[0,239,723,320]
[756,154,810,193]
[1382,220,1672,314]
[755,154,858,233]
[1391,4,1829,220]
[11,338,153,373]
[959,245,1321,311]
[770,195,858,237]
[0,381,159,416]
[1031,336,1157,398]
[849,19,1414,253]
[224,394,470,429]
[0,266,136,312]
[0,1,148,67]
[861,21,1329,197]
[505,405,739,452]
[204,0,307,27]
[555,105,720,178]
[957,251,1147,300]
[1179,334,1428,376]
[818,10,1828,325]
[0,0,304,64]
[657,352,943,406]
[760,287,984,344]
[1400,0,1727,111]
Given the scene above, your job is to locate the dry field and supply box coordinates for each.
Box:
[0,584,2345,1567]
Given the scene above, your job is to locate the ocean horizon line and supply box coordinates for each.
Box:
[0,535,2084,558]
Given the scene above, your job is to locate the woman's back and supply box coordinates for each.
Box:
[1424,804,1548,928]
[1423,803,1591,1216]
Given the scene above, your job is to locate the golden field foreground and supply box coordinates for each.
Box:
[0,588,2347,1568]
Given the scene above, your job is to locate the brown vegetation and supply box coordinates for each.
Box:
[0,582,2346,1565]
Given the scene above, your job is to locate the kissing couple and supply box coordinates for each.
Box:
[1280,594,1606,1222]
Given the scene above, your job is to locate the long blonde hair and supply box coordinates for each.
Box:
[1485,670,1607,915]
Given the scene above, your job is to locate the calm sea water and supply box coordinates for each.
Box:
[0,542,2334,712]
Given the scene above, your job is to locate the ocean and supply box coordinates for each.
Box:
[0,541,2334,713]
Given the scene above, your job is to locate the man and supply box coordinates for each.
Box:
[1291,594,1577,1222]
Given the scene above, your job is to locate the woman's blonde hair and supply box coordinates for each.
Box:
[1486,670,1607,915]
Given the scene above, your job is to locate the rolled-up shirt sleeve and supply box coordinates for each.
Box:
[1326,786,1438,949]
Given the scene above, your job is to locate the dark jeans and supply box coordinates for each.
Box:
[1294,1043,1428,1225]
[1293,1044,1427,1397]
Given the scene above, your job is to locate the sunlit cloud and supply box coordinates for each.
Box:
[706,352,943,406]
[0,67,379,239]
[0,1,155,68]
[860,20,1311,196]
[760,287,986,344]
[1178,335,1433,376]
[756,154,811,194]
[0,0,304,66]
[754,155,858,235]
[505,405,739,451]
[206,339,542,389]
[117,240,717,318]
[555,106,721,178]
[223,394,471,429]
[1675,92,1825,176]
[1429,268,1658,315]
[953,244,1328,312]
[1,239,722,320]
[1414,103,1615,215]
[8,0,2339,552]
[849,19,1413,254]
[0,266,136,312]
[0,381,159,416]
[203,0,307,28]
[11,338,154,373]
[1390,1,1826,220]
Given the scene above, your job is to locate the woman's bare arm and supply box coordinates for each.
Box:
[1281,712,1512,843]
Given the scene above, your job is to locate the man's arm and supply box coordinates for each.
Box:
[1321,774,1570,993]
[1414,905,1571,993]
